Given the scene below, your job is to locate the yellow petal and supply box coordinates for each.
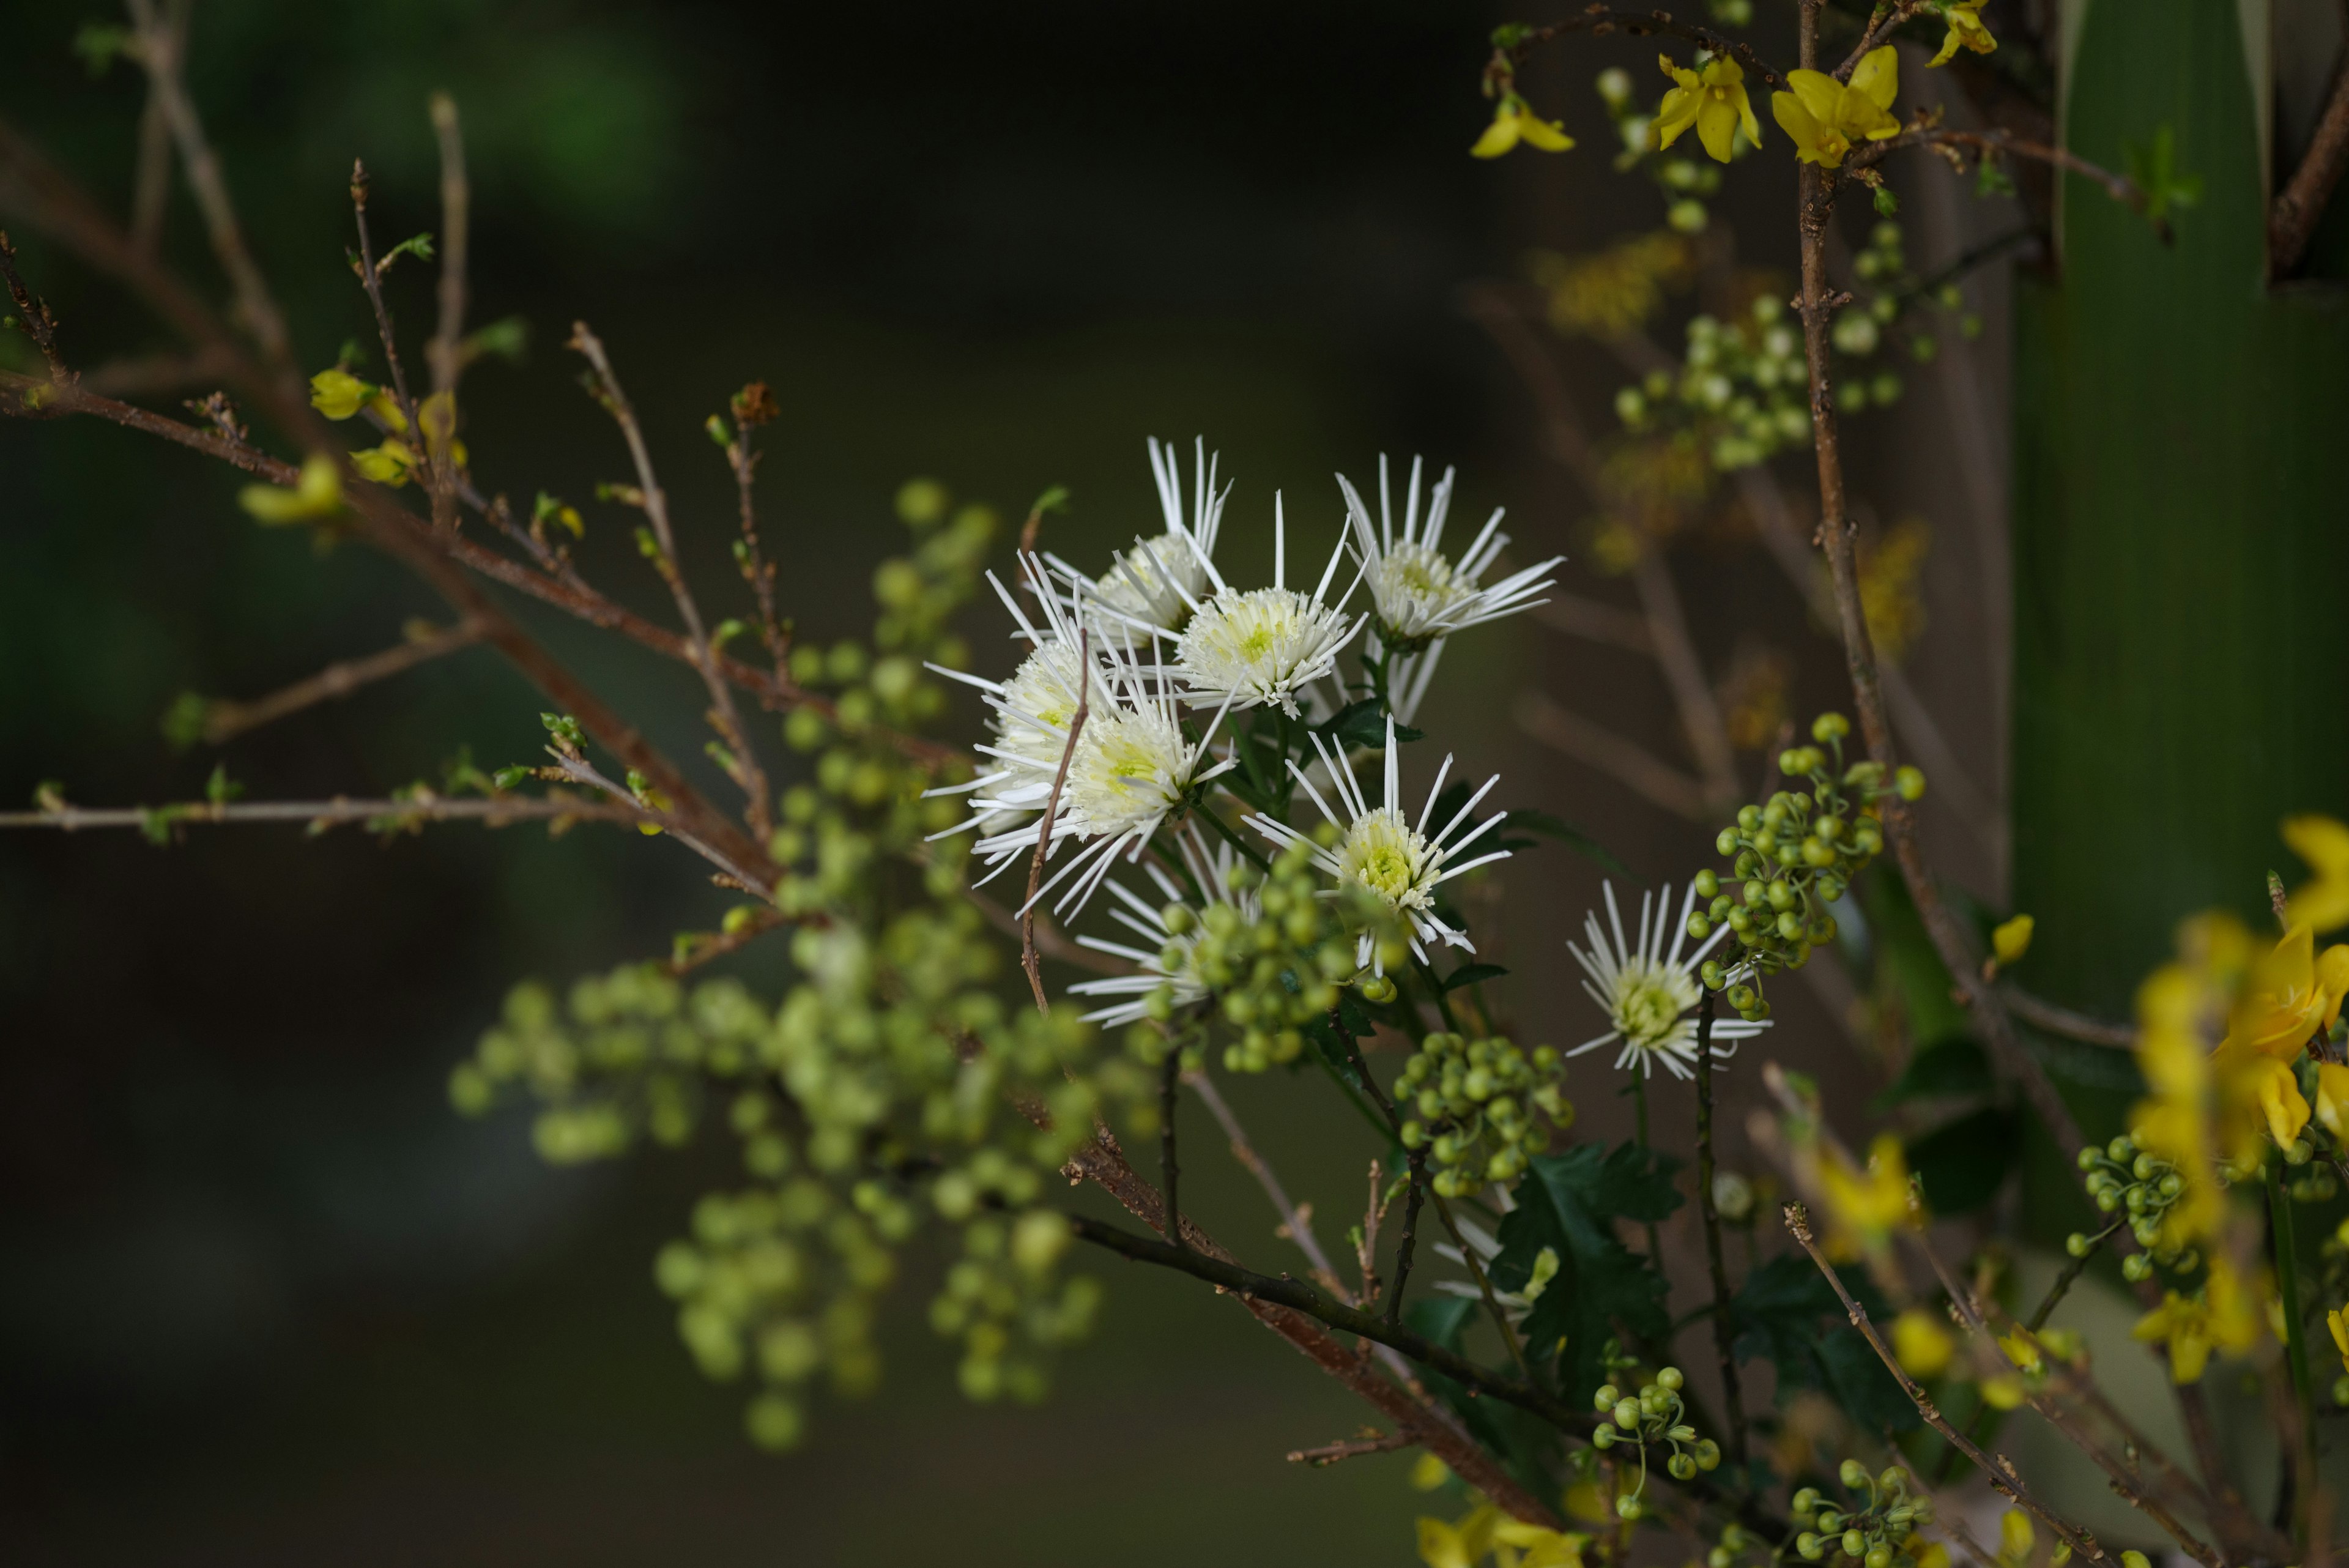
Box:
[1890,1307,1954,1378]
[2317,1063,2349,1138]
[1850,45,1899,110]
[308,368,370,421]
[1737,89,1763,149]
[1471,106,1524,159]
[2286,814,2349,876]
[1518,114,1575,152]
[1418,1518,1471,1568]
[1697,97,1737,162]
[1410,1452,1452,1491]
[1980,1375,2027,1410]
[1655,87,1702,147]
[2251,1056,2312,1146]
[1787,70,1845,124]
[239,452,345,524]
[1993,913,2035,965]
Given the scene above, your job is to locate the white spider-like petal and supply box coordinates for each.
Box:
[1066,830,1255,1026]
[1048,436,1230,645]
[1564,880,1770,1079]
[1171,493,1365,719]
[1336,456,1564,704]
[1248,715,1508,975]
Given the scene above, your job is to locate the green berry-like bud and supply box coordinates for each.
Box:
[1657,1365,1683,1391]
[1617,1495,1644,1521]
[1595,1383,1620,1411]
[1694,1438,1720,1470]
[1791,1488,1820,1515]
[1839,1458,1867,1487]
[2064,1232,2091,1258]
[1594,1422,1617,1449]
[1668,1452,1696,1481]
[1843,1531,1865,1559]
[1894,765,1926,801]
[1614,1398,1640,1429]
[1694,869,1720,897]
[1797,1535,1824,1562]
[1812,712,1850,742]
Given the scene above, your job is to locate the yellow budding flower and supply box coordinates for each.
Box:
[2131,1256,2264,1383]
[2317,1062,2349,1139]
[1419,1506,1499,1568]
[308,367,373,420]
[1819,1132,1915,1255]
[2327,1305,2349,1377]
[1992,913,2033,967]
[1472,94,1575,158]
[1995,1510,2033,1568]
[1929,1,1997,68]
[1655,54,1761,164]
[1890,1307,1954,1378]
[1490,1519,1588,1568]
[239,451,343,524]
[2222,923,2349,1059]
[1410,1452,1452,1492]
[1770,46,1901,169]
[351,440,420,486]
[2285,814,2349,933]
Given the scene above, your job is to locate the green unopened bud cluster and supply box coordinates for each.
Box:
[1395,1032,1573,1197]
[1589,1365,1719,1507]
[1791,1462,1935,1567]
[2071,1131,2200,1281]
[1829,221,1913,415]
[1616,295,1811,471]
[1688,712,1922,1020]
[1128,839,1400,1077]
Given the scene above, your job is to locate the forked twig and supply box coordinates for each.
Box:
[1019,625,1090,1012]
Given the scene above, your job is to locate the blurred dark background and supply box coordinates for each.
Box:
[0,2,2009,1562]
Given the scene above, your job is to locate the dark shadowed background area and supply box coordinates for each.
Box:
[0,2,2011,1562]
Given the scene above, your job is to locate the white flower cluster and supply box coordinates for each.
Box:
[930,437,1560,944]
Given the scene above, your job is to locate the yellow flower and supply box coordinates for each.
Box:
[1819,1132,1915,1255]
[308,368,373,420]
[1890,1307,1954,1378]
[2327,1306,2349,1377]
[2222,923,2349,1059]
[1979,1375,2027,1410]
[2285,814,2349,933]
[1770,47,1901,169]
[1472,95,1575,159]
[351,440,420,486]
[1411,1452,1452,1491]
[1928,1,1997,67]
[1492,1520,1589,1568]
[2317,1063,2349,1139]
[238,452,343,524]
[1655,53,1761,164]
[1992,913,2033,967]
[1996,1509,2033,1568]
[2131,1257,2265,1383]
[2232,1054,2311,1148]
[1997,1328,2043,1378]
[1419,1506,1499,1568]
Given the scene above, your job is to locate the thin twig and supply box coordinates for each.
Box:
[126,0,189,256]
[1532,593,1657,655]
[1433,1194,1530,1377]
[423,93,469,522]
[0,792,647,832]
[1388,1149,1429,1325]
[1286,1429,1411,1466]
[1019,625,1090,1012]
[1515,689,1710,820]
[571,322,773,839]
[665,907,790,975]
[2274,49,2349,277]
[1185,1069,1346,1295]
[1903,1228,2222,1567]
[124,0,297,384]
[1853,127,2167,242]
[1779,1202,2109,1562]
[2000,987,2134,1048]
[1693,990,1748,1470]
[1159,1048,1186,1252]
[198,620,484,745]
[1502,6,1790,91]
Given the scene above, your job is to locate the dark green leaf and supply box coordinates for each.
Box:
[1442,963,1510,994]
[1314,697,1420,750]
[1730,1254,1917,1433]
[1906,1104,2020,1216]
[1491,1142,1680,1405]
[1870,1034,1993,1110]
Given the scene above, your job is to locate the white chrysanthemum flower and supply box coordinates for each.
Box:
[967,633,1236,917]
[1252,715,1510,972]
[1049,436,1229,643]
[923,557,1097,835]
[1065,831,1255,1027]
[1172,495,1364,719]
[1566,881,1769,1080]
[1336,455,1564,724]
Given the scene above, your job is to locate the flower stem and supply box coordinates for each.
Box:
[1693,989,1749,1471]
[2269,1161,2318,1539]
[1190,799,1270,871]
[1632,1069,1663,1266]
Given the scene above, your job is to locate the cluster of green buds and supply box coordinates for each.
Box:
[1130,836,1400,1077]
[1687,713,1923,1021]
[1709,1524,1773,1568]
[1395,1032,1573,1198]
[923,1207,1103,1405]
[2290,1157,2339,1205]
[2071,1131,2202,1281]
[1615,295,1811,472]
[1827,223,1913,417]
[1792,1462,1936,1566]
[1590,66,1725,232]
[1590,1366,1720,1513]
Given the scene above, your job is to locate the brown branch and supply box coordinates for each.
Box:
[198,620,484,745]
[1019,625,1089,1012]
[547,751,772,897]
[1853,127,2167,242]
[1185,1068,1349,1298]
[665,907,790,976]
[0,231,69,382]
[1531,592,1657,655]
[346,162,429,505]
[1902,1230,2224,1568]
[425,94,469,418]
[1506,6,1790,92]
[1779,1202,2109,1562]
[122,0,298,385]
[126,0,188,256]
[0,792,647,833]
[2000,986,2134,1048]
[1834,1,1928,81]
[571,323,773,840]
[2274,50,2349,277]
[1515,689,1710,820]
[1692,991,1748,1470]
[1055,1129,1563,1529]
[1286,1428,1411,1466]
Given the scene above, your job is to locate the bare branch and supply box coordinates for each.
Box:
[1531,592,1656,655]
[1516,689,1710,820]
[1999,986,2134,1048]
[1020,625,1091,1012]
[1779,1203,2109,1563]
[199,619,484,745]
[0,791,646,833]
[1502,6,1791,92]
[2274,51,2349,277]
[1286,1429,1411,1466]
[127,0,190,255]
